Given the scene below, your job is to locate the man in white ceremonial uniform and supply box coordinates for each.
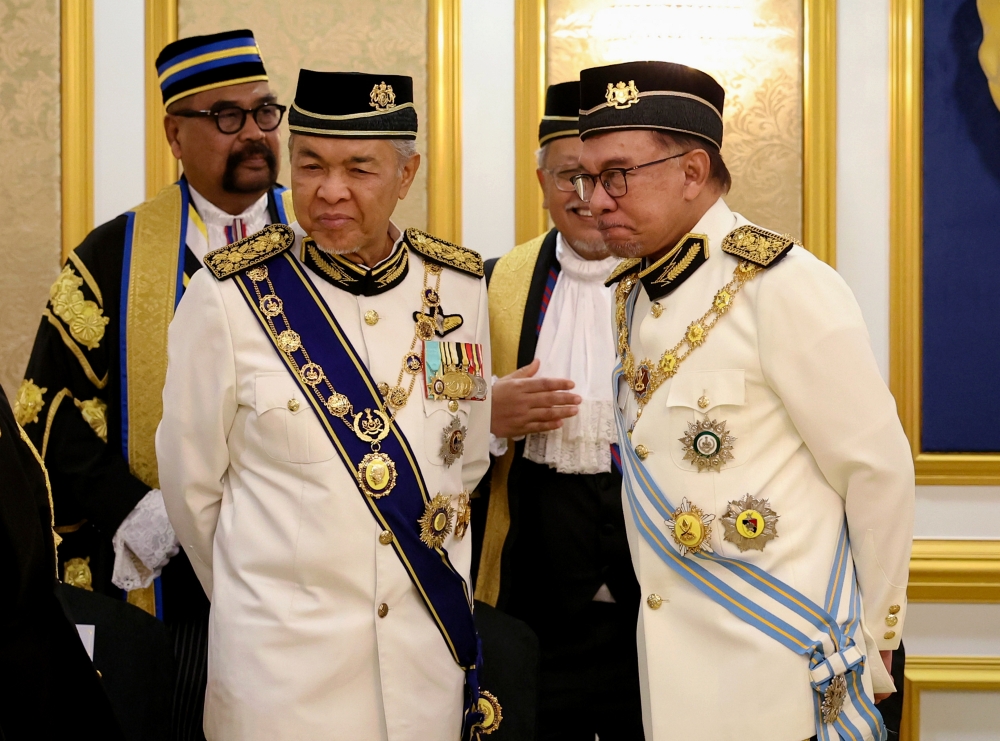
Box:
[157,70,502,740]
[572,61,914,741]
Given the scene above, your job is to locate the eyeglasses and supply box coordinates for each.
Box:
[571,151,692,202]
[542,167,586,193]
[171,103,287,134]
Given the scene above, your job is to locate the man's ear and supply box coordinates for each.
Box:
[536,168,550,210]
[164,115,182,160]
[681,149,712,200]
[397,153,421,200]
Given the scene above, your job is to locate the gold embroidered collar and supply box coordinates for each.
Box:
[302,237,409,296]
[638,233,709,301]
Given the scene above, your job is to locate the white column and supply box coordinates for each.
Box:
[93,0,146,226]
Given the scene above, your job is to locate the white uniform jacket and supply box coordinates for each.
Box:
[156,223,491,741]
[619,199,914,741]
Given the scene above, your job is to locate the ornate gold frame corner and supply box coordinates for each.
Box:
[145,0,178,199]
[909,540,1000,603]
[61,0,94,261]
[901,656,1000,741]
[889,0,1000,484]
[514,0,837,263]
[428,0,463,243]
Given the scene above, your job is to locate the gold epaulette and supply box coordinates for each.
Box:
[721,224,795,268]
[604,258,641,286]
[204,224,295,280]
[404,228,484,278]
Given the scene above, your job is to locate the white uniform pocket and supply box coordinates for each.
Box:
[665,369,750,470]
[253,373,335,463]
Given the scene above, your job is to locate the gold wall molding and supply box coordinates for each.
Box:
[61,0,94,260]
[514,0,547,245]
[889,0,1000,484]
[901,655,1000,741]
[909,540,1000,603]
[427,0,462,243]
[514,0,835,264]
[146,0,178,199]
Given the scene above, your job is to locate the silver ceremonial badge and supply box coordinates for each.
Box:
[440,415,466,467]
[721,494,779,552]
[679,416,735,472]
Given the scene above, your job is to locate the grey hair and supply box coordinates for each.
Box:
[288,133,417,175]
[536,144,549,170]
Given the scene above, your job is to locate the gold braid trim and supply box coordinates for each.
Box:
[67,251,103,306]
[43,309,108,389]
[42,388,72,458]
[17,422,60,569]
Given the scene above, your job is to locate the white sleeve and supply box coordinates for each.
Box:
[757,251,914,652]
[111,488,179,590]
[156,269,238,599]
[462,277,493,493]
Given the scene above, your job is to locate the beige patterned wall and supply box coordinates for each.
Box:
[548,0,803,238]
[180,0,429,231]
[0,0,61,402]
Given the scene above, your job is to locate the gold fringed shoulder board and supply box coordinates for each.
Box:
[204,224,295,280]
[721,225,795,268]
[404,228,484,278]
[605,257,642,286]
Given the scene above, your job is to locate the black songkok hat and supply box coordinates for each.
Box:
[579,61,725,149]
[156,29,267,108]
[538,81,580,146]
[288,70,418,140]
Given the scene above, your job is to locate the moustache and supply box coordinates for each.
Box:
[222,141,278,193]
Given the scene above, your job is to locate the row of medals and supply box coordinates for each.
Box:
[616,266,780,558]
[245,259,471,552]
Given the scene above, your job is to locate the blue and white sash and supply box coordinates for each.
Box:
[614,294,885,741]
[231,252,487,738]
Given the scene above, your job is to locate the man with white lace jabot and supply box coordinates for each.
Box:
[472,81,644,741]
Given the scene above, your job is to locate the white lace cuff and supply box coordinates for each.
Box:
[111,489,180,591]
[489,433,509,457]
[523,399,616,474]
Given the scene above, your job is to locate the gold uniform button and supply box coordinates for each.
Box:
[698,395,710,409]
[635,444,649,460]
[378,603,389,618]
[888,604,900,614]
[364,309,379,326]
[646,593,663,610]
[379,531,393,545]
[885,615,898,627]
[448,400,460,413]
[287,399,300,412]
[884,630,896,640]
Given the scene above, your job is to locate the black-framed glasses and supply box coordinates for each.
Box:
[542,167,585,193]
[571,151,692,202]
[172,103,287,134]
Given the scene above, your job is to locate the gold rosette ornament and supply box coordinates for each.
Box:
[418,494,454,548]
[665,498,715,557]
[475,690,503,735]
[721,494,779,552]
[14,379,47,426]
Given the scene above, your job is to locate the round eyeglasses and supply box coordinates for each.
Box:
[542,167,586,193]
[172,103,287,134]
[570,151,691,202]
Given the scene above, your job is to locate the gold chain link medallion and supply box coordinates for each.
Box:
[476,690,503,735]
[665,498,715,557]
[679,417,735,472]
[721,494,779,552]
[357,452,397,498]
[418,493,454,548]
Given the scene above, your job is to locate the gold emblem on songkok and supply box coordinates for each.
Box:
[49,265,109,350]
[721,494,779,552]
[419,493,454,548]
[14,379,47,426]
[440,415,467,468]
[475,690,503,735]
[665,497,715,556]
[679,417,735,472]
[75,397,108,442]
[64,557,93,591]
[606,80,640,109]
[821,675,848,725]
[369,81,397,111]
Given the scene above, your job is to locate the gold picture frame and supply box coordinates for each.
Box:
[144,0,463,242]
[909,540,1000,603]
[901,656,1000,741]
[514,0,838,266]
[61,0,94,261]
[889,0,1000,484]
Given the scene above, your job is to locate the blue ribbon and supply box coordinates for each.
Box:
[232,252,485,737]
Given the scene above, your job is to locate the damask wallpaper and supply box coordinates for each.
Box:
[547,0,803,239]
[0,0,61,402]
[180,0,429,231]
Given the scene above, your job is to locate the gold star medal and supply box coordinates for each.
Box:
[679,416,735,472]
[476,690,503,735]
[440,416,467,467]
[418,494,454,548]
[665,498,715,556]
[721,494,779,552]
[453,490,471,540]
